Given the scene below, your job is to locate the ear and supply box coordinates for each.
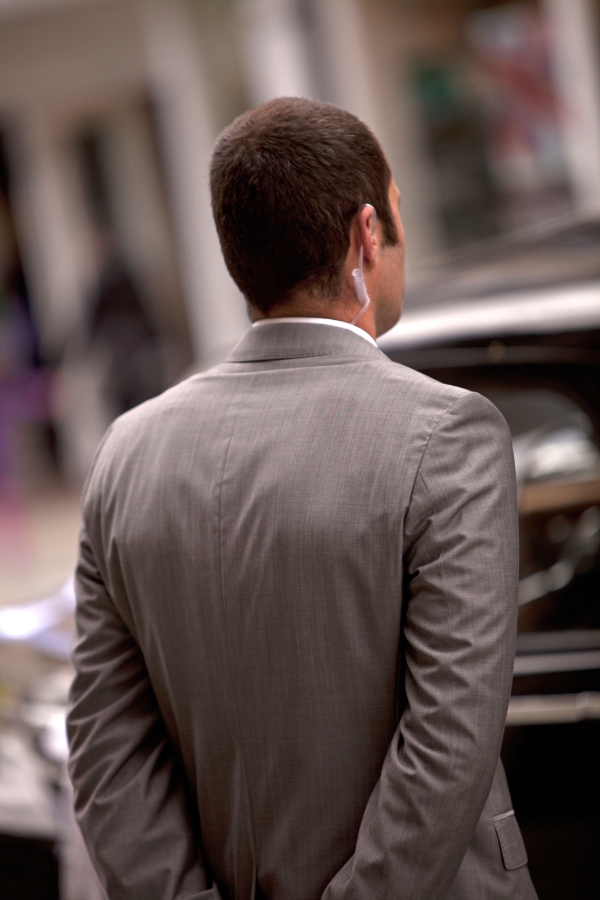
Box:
[356,204,378,266]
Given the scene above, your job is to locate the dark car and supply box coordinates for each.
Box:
[379,217,600,900]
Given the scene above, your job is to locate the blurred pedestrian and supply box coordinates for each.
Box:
[87,228,164,418]
[68,98,536,899]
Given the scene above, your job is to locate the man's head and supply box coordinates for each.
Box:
[210,97,405,336]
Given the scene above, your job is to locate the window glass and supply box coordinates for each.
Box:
[478,387,600,633]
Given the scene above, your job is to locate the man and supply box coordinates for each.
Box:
[68,97,537,900]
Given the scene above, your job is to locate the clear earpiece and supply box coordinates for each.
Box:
[351,204,377,326]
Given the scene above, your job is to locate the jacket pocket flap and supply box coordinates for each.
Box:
[493,810,528,871]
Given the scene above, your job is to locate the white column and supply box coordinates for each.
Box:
[238,0,314,105]
[139,0,247,367]
[543,0,600,214]
[10,107,109,483]
[10,108,87,356]
[308,0,383,137]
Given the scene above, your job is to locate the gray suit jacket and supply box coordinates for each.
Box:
[68,322,538,900]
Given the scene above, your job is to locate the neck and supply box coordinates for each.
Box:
[250,292,377,341]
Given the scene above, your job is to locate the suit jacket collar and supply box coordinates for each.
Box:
[227,320,385,363]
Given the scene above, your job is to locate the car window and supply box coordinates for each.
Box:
[478,387,600,633]
[481,388,584,438]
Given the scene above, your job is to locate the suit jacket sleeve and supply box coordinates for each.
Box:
[323,391,519,900]
[67,441,222,900]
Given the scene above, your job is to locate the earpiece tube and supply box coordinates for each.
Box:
[351,205,377,325]
[351,247,371,324]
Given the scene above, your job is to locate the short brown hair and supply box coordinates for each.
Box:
[210,97,398,314]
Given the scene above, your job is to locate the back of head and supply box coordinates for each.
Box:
[210,97,398,314]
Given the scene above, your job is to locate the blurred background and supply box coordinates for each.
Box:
[0,0,600,897]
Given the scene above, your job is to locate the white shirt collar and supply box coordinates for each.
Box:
[252,316,377,347]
